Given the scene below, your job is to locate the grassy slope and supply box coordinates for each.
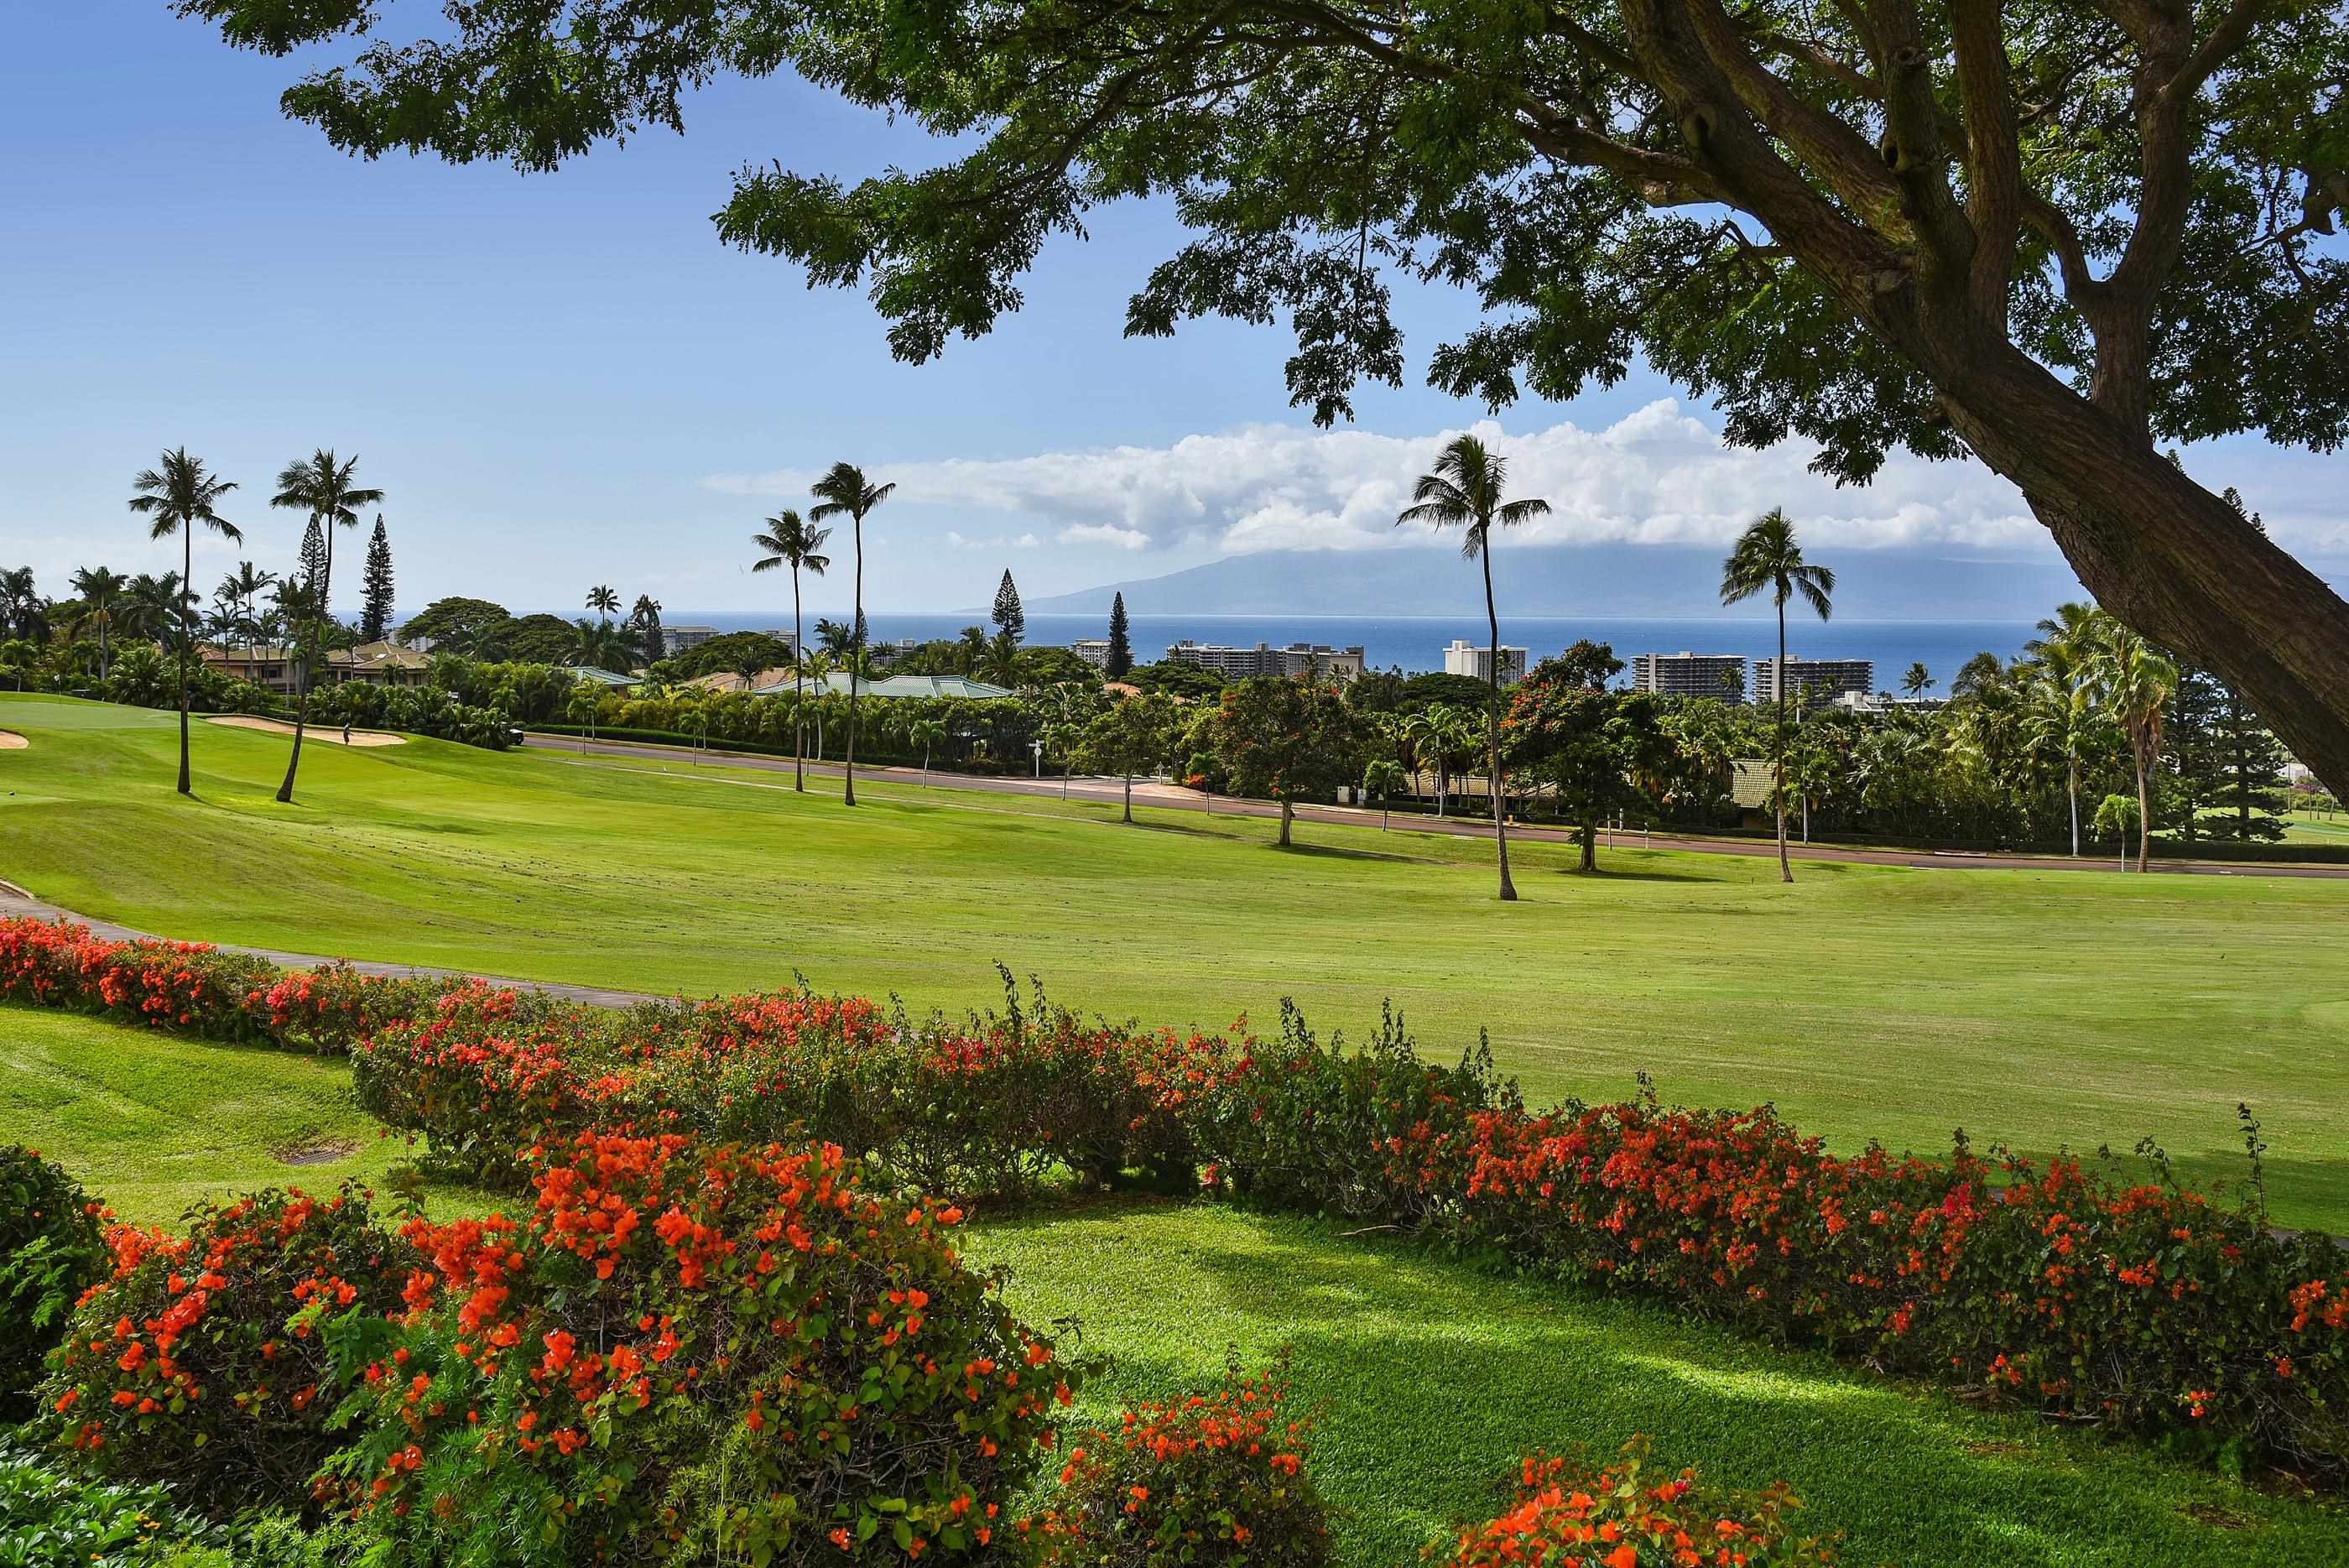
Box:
[8,1008,2344,1568]
[3,693,2346,1227]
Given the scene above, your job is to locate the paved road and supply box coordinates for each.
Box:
[523,733,2349,880]
[0,879,666,1009]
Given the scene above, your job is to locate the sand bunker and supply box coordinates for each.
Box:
[0,732,25,750]
[206,716,406,748]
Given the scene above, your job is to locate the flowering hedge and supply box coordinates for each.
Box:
[0,1147,111,1421]
[0,916,453,1054]
[12,913,2349,1482]
[1029,1357,1331,1568]
[35,1185,416,1512]
[323,1131,1073,1565]
[1441,1440,1841,1568]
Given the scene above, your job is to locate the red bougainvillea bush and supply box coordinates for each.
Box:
[320,1132,1075,1565]
[35,1184,415,1512]
[1440,1440,1841,1568]
[0,915,450,1052]
[1028,1357,1331,1568]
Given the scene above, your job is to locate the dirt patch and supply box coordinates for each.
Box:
[0,732,25,750]
[274,1138,362,1167]
[1960,1440,2032,1461]
[2175,1503,2253,1530]
[207,716,404,748]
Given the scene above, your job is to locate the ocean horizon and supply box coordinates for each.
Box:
[617,610,2038,690]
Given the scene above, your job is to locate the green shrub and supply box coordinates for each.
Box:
[0,1443,227,1565]
[326,1132,1076,1565]
[0,1146,109,1421]
[37,1185,415,1514]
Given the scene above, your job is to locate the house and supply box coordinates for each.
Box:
[570,666,641,690]
[198,643,301,695]
[323,641,432,688]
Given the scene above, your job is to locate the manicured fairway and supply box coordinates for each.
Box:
[4,693,2346,1226]
[13,1008,2347,1568]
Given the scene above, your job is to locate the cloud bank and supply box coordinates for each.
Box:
[702,400,2058,558]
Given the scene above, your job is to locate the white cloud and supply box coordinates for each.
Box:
[945,530,1040,550]
[699,401,2338,560]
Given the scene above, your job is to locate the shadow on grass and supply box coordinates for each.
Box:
[1272,840,1435,865]
[971,1200,2344,1568]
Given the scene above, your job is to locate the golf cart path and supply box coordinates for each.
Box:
[0,880,664,1009]
[524,734,2349,880]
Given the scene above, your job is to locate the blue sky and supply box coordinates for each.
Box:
[3,5,2339,620]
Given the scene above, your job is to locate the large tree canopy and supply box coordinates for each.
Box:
[181,0,2349,790]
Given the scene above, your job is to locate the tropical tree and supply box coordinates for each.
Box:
[752,510,831,790]
[985,628,1021,689]
[66,567,128,680]
[1505,659,1671,873]
[628,594,664,666]
[1901,663,1933,700]
[2023,664,2107,857]
[127,449,241,794]
[267,449,383,804]
[2096,620,2180,873]
[1201,676,1361,847]
[1397,433,1548,902]
[1361,757,1406,831]
[571,617,638,672]
[216,560,278,664]
[0,640,39,692]
[807,462,893,806]
[1720,509,1834,883]
[907,716,947,784]
[1078,690,1180,823]
[586,584,621,620]
[0,569,46,645]
[955,625,988,675]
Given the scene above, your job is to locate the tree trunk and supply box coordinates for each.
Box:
[844,516,862,806]
[1278,798,1293,847]
[277,518,330,805]
[1579,820,1596,873]
[1482,548,1517,901]
[1773,602,1791,883]
[175,532,191,795]
[792,571,805,792]
[2067,760,2081,857]
[1919,346,2349,804]
[1122,773,1133,824]
[2135,742,2153,873]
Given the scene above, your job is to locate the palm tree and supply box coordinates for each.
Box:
[956,624,987,675]
[808,463,894,806]
[586,585,621,620]
[2023,664,2102,857]
[1396,434,1550,902]
[751,509,831,790]
[1901,662,1933,699]
[1362,757,1406,831]
[67,567,128,681]
[986,628,1022,689]
[128,450,242,794]
[802,649,836,759]
[571,617,637,672]
[909,716,946,784]
[1720,508,1835,883]
[268,450,383,804]
[2096,619,2179,873]
[0,569,43,644]
[629,595,663,666]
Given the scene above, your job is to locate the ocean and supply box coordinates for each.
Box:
[653,611,2036,690]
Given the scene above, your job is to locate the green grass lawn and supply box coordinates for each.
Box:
[13,1007,2348,1568]
[4,692,2346,1227]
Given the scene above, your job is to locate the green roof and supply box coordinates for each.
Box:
[751,673,1013,700]
[570,666,640,687]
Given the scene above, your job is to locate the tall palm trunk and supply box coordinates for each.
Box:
[792,568,805,791]
[844,517,862,806]
[2067,758,2081,857]
[176,531,192,795]
[277,521,330,804]
[2133,737,2153,873]
[1773,601,1792,883]
[1482,550,1516,900]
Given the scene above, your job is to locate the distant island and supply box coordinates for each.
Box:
[1024,543,2096,621]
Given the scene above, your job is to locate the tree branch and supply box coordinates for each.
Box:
[1950,0,2020,325]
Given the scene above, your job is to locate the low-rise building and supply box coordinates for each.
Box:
[324,640,432,688]
[1826,690,1945,716]
[1163,640,1365,681]
[199,643,301,695]
[1752,655,1873,711]
[662,625,720,656]
[1632,651,1747,703]
[1442,639,1529,686]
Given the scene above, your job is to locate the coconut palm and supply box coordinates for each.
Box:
[267,450,383,804]
[586,585,621,620]
[985,628,1021,689]
[571,617,637,672]
[802,649,836,760]
[629,595,664,662]
[807,462,893,805]
[216,561,278,666]
[0,569,43,644]
[956,625,987,675]
[2023,664,2105,857]
[1900,662,1933,699]
[67,567,128,680]
[128,450,242,795]
[1720,508,1835,883]
[2095,619,2179,873]
[1362,757,1406,831]
[908,716,946,784]
[1396,435,1548,900]
[750,509,831,790]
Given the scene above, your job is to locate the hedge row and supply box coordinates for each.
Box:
[7,914,2346,1484]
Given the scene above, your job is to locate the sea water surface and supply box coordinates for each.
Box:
[656,611,2036,690]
